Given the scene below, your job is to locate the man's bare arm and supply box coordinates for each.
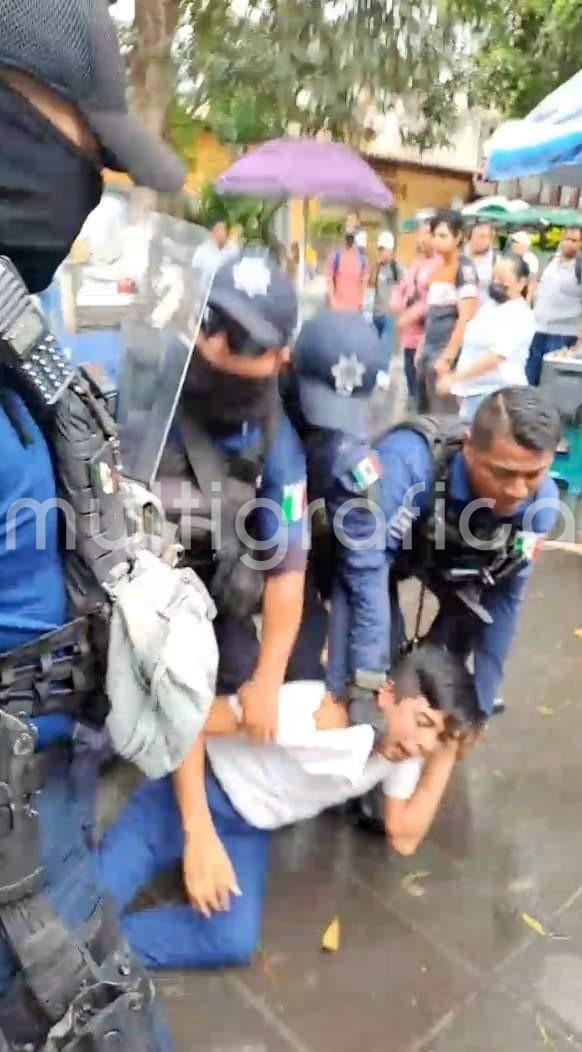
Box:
[384,739,459,856]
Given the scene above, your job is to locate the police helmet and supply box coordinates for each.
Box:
[292,309,387,438]
[206,250,298,357]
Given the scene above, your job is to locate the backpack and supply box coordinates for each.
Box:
[331,246,367,287]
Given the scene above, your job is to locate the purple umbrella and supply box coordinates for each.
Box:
[214,137,392,209]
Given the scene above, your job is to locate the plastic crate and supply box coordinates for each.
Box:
[540,355,582,421]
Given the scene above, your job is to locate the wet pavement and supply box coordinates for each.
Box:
[141,548,582,1052]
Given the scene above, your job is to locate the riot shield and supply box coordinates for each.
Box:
[115,211,211,486]
[52,190,211,487]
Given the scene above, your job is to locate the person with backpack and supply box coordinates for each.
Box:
[416,209,479,412]
[372,230,403,369]
[326,212,369,311]
[390,219,441,405]
[527,226,582,385]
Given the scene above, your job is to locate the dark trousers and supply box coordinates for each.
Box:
[416,356,459,414]
[403,347,418,402]
[0,744,170,1050]
[526,331,577,386]
[215,568,327,694]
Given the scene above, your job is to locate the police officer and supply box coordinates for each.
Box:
[0,0,184,1048]
[289,311,560,726]
[157,251,308,743]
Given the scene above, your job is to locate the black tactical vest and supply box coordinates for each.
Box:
[378,415,532,596]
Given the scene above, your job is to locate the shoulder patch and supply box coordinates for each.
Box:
[513,530,543,562]
[352,453,382,491]
[281,481,307,523]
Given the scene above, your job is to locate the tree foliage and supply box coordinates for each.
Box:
[455,0,582,117]
[175,0,470,150]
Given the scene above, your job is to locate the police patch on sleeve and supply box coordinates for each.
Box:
[281,481,307,523]
[352,453,381,491]
[513,531,542,561]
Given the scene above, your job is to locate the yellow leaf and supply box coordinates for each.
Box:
[321,916,340,953]
[537,706,554,717]
[522,912,547,937]
[574,629,582,639]
[402,871,431,897]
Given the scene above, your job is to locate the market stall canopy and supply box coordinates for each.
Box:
[214,137,392,209]
[400,203,582,233]
[485,70,582,185]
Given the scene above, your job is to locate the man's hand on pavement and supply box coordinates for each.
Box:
[183,826,241,918]
[239,678,279,744]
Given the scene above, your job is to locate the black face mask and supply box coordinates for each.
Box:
[488,281,510,305]
[183,350,278,433]
[344,232,355,247]
[0,81,103,293]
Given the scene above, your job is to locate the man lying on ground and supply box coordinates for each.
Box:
[98,645,481,970]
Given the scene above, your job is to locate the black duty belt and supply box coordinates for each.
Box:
[0,617,106,725]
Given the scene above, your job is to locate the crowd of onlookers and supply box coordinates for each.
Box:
[322,208,582,422]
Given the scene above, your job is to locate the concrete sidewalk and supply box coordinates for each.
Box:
[154,549,582,1052]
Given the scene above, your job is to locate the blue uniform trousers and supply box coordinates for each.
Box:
[0,735,171,1050]
[98,769,270,970]
[526,332,577,386]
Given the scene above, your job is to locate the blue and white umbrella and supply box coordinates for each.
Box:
[485,70,582,185]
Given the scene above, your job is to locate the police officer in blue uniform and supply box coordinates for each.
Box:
[157,251,308,743]
[289,311,560,730]
[0,0,185,1047]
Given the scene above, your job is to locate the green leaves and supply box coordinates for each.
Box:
[178,0,471,147]
[454,0,582,118]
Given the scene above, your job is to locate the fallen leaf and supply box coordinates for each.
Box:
[522,912,547,937]
[535,1014,557,1052]
[537,706,555,717]
[402,871,431,898]
[321,916,340,953]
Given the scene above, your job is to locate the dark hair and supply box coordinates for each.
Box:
[392,644,482,734]
[470,386,560,454]
[429,209,464,239]
[470,219,492,233]
[504,251,530,282]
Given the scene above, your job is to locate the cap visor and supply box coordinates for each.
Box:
[208,287,281,347]
[89,109,185,193]
[299,378,368,438]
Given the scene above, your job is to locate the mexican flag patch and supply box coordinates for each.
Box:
[281,482,307,524]
[352,453,381,491]
[513,531,543,561]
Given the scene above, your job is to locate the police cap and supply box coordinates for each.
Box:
[293,309,386,437]
[207,250,298,355]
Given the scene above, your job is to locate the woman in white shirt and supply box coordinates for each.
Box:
[437,254,534,422]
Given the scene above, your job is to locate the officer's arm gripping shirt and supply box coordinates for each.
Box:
[206,680,423,829]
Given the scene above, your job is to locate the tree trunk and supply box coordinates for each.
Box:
[127,0,181,209]
[130,0,180,137]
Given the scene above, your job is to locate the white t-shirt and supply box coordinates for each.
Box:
[451,296,535,398]
[191,238,238,285]
[206,681,423,830]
